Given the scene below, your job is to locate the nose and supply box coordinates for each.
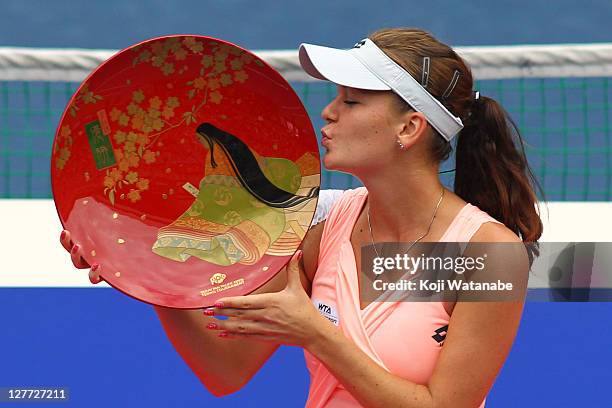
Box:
[321,96,339,123]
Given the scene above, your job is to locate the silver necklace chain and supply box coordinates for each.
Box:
[366,187,445,258]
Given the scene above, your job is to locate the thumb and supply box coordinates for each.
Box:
[285,250,304,290]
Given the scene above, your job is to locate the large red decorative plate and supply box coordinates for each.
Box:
[51,35,320,308]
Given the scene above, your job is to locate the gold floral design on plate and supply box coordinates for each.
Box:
[74,37,259,205]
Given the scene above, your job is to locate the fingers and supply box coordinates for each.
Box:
[285,250,304,290]
[203,306,263,320]
[61,230,99,283]
[214,294,271,310]
[205,318,272,338]
[215,332,281,343]
[61,229,90,269]
[70,244,90,269]
[88,264,102,284]
[60,230,72,252]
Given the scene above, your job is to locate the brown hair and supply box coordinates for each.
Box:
[369,28,543,260]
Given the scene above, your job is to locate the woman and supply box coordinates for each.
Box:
[62,28,542,407]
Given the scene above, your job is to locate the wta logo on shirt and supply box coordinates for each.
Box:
[313,299,340,326]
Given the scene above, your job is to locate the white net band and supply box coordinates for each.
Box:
[1,43,612,82]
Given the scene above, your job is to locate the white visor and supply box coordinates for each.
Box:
[298,38,464,141]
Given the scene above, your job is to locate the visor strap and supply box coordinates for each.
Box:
[350,39,463,141]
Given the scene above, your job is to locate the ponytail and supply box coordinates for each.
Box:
[454,96,544,262]
[367,28,544,262]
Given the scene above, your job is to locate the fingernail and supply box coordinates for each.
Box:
[91,264,100,272]
[206,323,217,330]
[218,331,228,338]
[203,308,214,316]
[292,250,303,261]
[60,230,66,241]
[214,302,224,308]
[71,244,80,254]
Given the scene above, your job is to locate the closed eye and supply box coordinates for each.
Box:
[343,100,358,105]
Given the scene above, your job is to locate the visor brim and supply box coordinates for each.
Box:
[298,43,390,91]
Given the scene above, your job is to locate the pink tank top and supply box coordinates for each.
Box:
[304,187,502,408]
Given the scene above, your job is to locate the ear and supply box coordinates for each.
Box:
[396,111,429,150]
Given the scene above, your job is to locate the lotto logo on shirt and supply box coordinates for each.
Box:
[313,299,340,326]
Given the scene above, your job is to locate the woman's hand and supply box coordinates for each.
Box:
[205,250,332,348]
[59,229,102,284]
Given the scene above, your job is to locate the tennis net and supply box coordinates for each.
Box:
[1,43,611,200]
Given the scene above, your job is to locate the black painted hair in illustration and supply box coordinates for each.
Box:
[196,122,319,208]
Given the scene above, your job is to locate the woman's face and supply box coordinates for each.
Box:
[320,85,416,175]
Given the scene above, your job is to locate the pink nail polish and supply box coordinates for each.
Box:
[91,264,100,272]
[291,250,303,262]
[60,230,66,241]
[71,244,80,254]
[218,331,228,337]
[203,309,214,316]
[206,323,217,329]
[214,302,224,308]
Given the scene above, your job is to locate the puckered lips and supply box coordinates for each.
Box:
[321,128,332,148]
